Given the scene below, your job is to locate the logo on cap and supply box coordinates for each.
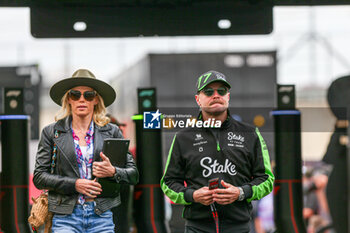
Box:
[197,70,231,92]
[216,75,225,80]
[197,73,212,90]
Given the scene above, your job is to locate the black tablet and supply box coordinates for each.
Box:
[102,138,130,168]
[97,138,130,198]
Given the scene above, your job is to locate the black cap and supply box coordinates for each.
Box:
[196,70,231,92]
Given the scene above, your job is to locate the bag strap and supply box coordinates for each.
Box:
[31,226,38,233]
[50,130,59,174]
[30,131,58,233]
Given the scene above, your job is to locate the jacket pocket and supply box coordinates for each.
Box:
[54,213,68,218]
[223,201,251,222]
[48,192,60,204]
[183,203,212,220]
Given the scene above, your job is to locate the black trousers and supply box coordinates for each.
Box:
[185,219,250,233]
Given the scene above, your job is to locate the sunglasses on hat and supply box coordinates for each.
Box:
[68,90,97,101]
[201,87,228,97]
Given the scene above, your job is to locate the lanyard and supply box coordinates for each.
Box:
[210,203,219,233]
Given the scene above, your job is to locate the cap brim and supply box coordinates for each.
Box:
[198,79,231,91]
[50,77,116,107]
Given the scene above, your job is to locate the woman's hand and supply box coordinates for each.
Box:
[92,152,116,178]
[75,178,102,198]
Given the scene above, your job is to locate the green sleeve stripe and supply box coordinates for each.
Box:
[247,128,275,202]
[160,135,191,205]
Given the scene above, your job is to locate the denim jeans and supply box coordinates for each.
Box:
[52,202,115,233]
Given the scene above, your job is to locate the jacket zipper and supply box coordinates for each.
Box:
[216,142,221,152]
[208,129,221,152]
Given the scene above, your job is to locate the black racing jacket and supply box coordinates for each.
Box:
[161,113,274,223]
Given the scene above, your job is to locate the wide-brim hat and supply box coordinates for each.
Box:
[196,70,231,92]
[50,69,116,107]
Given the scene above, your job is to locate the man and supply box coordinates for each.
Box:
[161,70,274,233]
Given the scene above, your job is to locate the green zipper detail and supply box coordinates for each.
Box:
[217,141,221,151]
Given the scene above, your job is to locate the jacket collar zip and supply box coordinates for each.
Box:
[207,129,221,152]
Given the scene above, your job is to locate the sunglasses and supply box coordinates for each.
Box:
[201,87,228,97]
[68,90,97,101]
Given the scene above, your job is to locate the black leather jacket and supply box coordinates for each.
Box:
[33,116,139,215]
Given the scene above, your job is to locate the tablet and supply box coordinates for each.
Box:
[97,138,130,198]
[102,138,130,167]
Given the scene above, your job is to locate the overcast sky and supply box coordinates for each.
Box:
[1,6,350,89]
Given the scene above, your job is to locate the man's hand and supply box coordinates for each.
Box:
[212,180,240,205]
[92,152,116,178]
[193,187,215,206]
[75,178,102,198]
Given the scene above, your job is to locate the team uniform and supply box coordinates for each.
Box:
[161,113,274,232]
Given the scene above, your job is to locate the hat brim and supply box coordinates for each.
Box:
[198,79,231,92]
[50,77,116,107]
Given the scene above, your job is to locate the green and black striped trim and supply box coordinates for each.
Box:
[247,128,275,202]
[160,135,191,205]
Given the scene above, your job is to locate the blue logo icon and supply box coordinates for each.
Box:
[143,109,161,129]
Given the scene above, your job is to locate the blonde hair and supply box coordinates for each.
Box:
[54,90,110,127]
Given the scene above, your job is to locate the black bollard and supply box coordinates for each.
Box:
[272,85,306,233]
[0,87,31,233]
[326,75,350,233]
[132,88,168,233]
[0,115,31,233]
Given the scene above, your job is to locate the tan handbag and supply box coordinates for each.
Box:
[28,192,53,233]
[28,130,58,233]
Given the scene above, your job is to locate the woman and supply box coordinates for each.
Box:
[33,69,139,232]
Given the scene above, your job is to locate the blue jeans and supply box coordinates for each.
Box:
[52,202,115,233]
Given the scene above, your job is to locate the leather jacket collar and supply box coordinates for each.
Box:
[52,116,112,177]
[53,115,111,133]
